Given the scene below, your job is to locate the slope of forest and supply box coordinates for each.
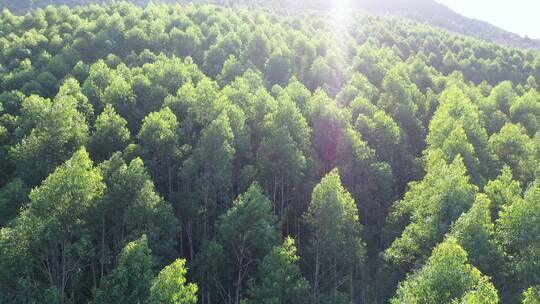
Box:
[2,0,540,50]
[357,0,540,50]
[0,2,540,304]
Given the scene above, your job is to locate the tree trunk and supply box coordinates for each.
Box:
[61,239,67,304]
[280,175,285,215]
[235,273,242,304]
[333,255,338,299]
[168,166,173,195]
[313,248,320,304]
[187,222,194,260]
[273,176,278,213]
[100,215,105,281]
[349,263,355,303]
[235,257,243,304]
[204,192,208,242]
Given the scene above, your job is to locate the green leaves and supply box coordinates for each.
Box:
[449,194,502,277]
[138,108,178,154]
[2,3,540,304]
[510,90,540,136]
[89,104,130,162]
[95,235,155,304]
[523,286,540,304]
[391,237,499,304]
[1,148,104,301]
[98,152,179,264]
[305,169,365,302]
[199,183,279,304]
[489,123,538,184]
[138,107,180,194]
[496,181,540,294]
[147,259,198,304]
[427,86,493,185]
[256,93,310,214]
[217,183,278,258]
[23,147,104,239]
[384,155,477,269]
[265,51,292,87]
[244,237,310,304]
[11,93,89,186]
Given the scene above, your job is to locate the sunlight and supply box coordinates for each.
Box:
[329,0,352,15]
[327,0,353,48]
[328,0,353,31]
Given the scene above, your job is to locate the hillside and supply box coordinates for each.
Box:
[0,2,539,304]
[2,0,540,49]
[358,0,540,50]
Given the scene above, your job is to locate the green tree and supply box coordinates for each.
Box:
[246,30,270,71]
[449,194,502,280]
[56,77,94,123]
[308,57,337,95]
[216,183,279,304]
[510,90,540,136]
[523,286,540,304]
[265,51,292,87]
[282,77,310,110]
[82,60,113,111]
[307,90,348,171]
[0,178,29,226]
[147,259,198,304]
[96,153,178,268]
[484,166,522,219]
[427,86,494,185]
[11,94,89,186]
[384,154,477,271]
[88,104,131,163]
[103,75,137,130]
[354,101,418,195]
[336,73,378,106]
[496,180,540,297]
[304,169,365,303]
[94,235,155,304]
[353,41,400,86]
[489,123,538,184]
[439,125,483,185]
[166,77,226,141]
[243,237,310,304]
[169,26,203,64]
[0,148,105,302]
[179,111,235,258]
[391,237,499,304]
[204,33,241,78]
[138,107,180,195]
[488,81,517,115]
[336,127,393,228]
[218,55,244,86]
[256,95,311,216]
[124,27,148,54]
[378,66,425,156]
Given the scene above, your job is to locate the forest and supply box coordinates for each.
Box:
[0,1,540,304]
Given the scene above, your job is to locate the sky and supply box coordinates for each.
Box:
[436,0,540,39]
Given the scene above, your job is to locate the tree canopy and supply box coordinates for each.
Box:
[0,2,539,304]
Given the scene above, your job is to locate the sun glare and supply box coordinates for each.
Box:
[331,0,352,14]
[328,0,353,38]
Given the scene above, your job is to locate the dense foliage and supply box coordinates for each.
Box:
[0,2,539,304]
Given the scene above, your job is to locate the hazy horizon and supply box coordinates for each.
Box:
[437,0,540,39]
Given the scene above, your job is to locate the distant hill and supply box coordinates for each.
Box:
[353,0,540,50]
[263,0,540,50]
[2,0,540,50]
